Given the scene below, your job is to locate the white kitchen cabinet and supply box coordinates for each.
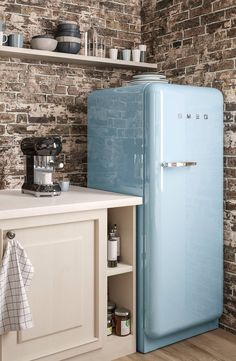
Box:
[0,187,142,361]
[0,210,107,361]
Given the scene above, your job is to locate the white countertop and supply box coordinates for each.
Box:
[0,186,142,220]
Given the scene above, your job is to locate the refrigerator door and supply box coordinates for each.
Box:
[143,84,223,342]
[88,85,145,197]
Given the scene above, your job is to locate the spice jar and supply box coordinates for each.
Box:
[107,315,112,336]
[115,308,131,336]
[108,301,116,328]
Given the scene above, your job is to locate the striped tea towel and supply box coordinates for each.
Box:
[0,239,34,334]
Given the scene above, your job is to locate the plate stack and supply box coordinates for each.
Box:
[56,21,81,54]
[129,73,168,85]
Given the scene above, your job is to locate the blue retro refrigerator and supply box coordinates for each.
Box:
[87,80,223,353]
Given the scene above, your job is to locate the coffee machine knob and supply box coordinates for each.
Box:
[56,162,64,169]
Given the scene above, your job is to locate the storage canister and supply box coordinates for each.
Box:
[115,308,131,336]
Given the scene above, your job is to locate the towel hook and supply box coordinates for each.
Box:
[6,231,15,240]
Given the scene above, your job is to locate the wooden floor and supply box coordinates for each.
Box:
[116,329,236,361]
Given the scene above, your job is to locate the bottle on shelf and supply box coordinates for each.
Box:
[107,315,113,336]
[113,224,121,262]
[108,300,116,329]
[107,229,118,267]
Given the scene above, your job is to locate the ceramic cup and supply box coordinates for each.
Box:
[122,49,131,61]
[132,48,141,62]
[8,33,24,48]
[0,31,8,46]
[109,48,118,60]
[59,180,70,192]
[139,44,147,62]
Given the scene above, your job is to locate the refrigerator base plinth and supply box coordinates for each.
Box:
[138,319,219,353]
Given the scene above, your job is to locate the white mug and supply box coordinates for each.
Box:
[132,49,141,62]
[0,31,8,46]
[109,48,118,60]
[122,49,131,61]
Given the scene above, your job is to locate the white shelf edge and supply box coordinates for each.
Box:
[0,46,157,70]
[107,263,133,277]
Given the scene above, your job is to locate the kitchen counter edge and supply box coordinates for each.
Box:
[0,186,143,220]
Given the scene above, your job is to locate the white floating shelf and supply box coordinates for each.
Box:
[107,263,133,277]
[0,46,157,70]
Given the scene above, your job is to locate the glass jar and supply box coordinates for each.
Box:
[108,301,116,328]
[95,42,106,58]
[85,28,106,57]
[86,27,97,56]
[107,315,113,336]
[115,308,131,336]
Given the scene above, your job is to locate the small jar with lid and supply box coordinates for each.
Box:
[108,301,116,328]
[115,308,131,336]
[107,315,113,336]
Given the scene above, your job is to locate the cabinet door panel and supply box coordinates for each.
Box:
[1,211,106,361]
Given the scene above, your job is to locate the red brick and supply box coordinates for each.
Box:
[213,0,235,11]
[177,55,198,67]
[201,10,225,25]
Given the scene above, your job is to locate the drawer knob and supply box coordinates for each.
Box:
[6,231,15,239]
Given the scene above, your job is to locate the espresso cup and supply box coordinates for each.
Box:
[122,49,131,61]
[0,31,8,46]
[132,48,141,62]
[109,48,118,60]
[8,33,24,48]
[59,180,70,192]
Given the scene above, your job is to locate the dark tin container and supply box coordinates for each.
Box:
[56,30,80,38]
[57,42,81,54]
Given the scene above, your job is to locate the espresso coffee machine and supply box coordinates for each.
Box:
[21,137,64,197]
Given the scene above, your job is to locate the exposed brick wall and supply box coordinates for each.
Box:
[0,0,141,188]
[142,0,236,334]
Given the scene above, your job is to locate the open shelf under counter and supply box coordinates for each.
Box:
[0,46,157,70]
[106,334,136,359]
[107,262,133,277]
[107,333,134,344]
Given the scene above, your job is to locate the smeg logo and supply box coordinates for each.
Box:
[178,113,209,119]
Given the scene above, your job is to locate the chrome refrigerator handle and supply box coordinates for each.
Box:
[161,161,197,168]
